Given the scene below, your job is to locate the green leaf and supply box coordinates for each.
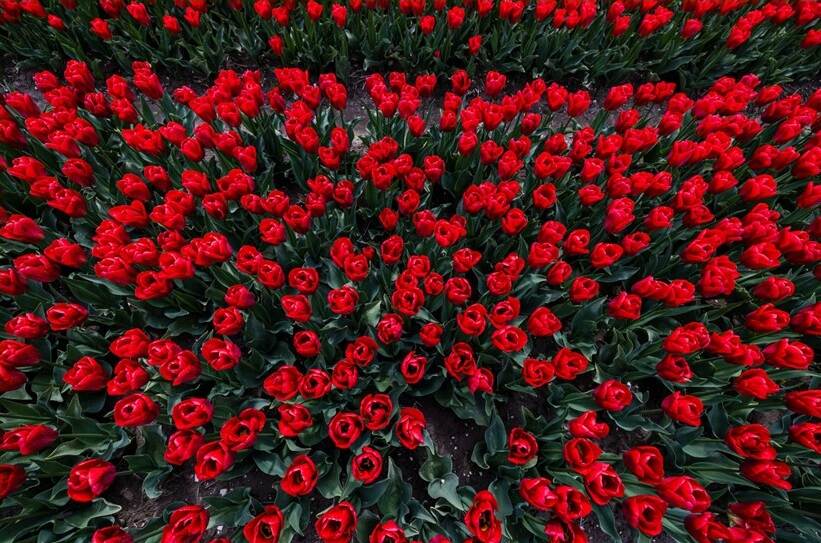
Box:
[484,413,507,455]
[428,473,463,510]
[570,297,605,339]
[593,504,622,542]
[63,499,122,529]
[419,454,453,482]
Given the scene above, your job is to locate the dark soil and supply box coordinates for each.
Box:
[420,396,492,492]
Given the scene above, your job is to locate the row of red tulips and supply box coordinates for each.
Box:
[0,0,819,84]
[0,60,820,543]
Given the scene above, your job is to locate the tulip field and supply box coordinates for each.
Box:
[0,2,819,543]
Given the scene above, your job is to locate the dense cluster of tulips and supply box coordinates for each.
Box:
[1,0,820,84]
[0,58,820,543]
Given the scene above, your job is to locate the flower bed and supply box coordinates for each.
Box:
[0,61,820,543]
[0,0,819,85]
